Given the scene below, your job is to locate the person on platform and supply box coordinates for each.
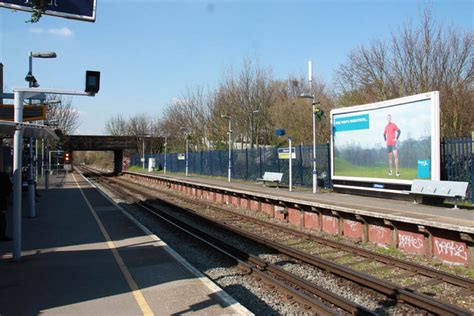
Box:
[0,172,13,241]
[383,114,401,177]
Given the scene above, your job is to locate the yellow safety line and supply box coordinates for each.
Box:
[72,173,154,316]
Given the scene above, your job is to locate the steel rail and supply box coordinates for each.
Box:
[80,167,358,315]
[114,172,471,316]
[122,171,474,291]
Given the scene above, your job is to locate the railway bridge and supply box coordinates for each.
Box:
[62,135,161,174]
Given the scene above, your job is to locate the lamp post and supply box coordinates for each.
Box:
[163,135,168,174]
[276,128,293,192]
[180,128,190,177]
[159,133,169,174]
[185,136,189,177]
[221,115,232,182]
[299,93,317,193]
[251,109,259,149]
[139,134,149,170]
[288,137,293,192]
[25,51,57,218]
[41,99,60,179]
[298,60,318,193]
[142,137,145,169]
[44,119,58,191]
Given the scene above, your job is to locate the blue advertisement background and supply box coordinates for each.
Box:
[332,99,432,181]
[0,0,95,19]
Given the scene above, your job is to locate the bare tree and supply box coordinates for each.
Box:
[104,114,128,136]
[127,113,152,156]
[46,95,80,135]
[210,58,279,148]
[336,9,473,136]
[160,86,212,152]
[270,78,335,144]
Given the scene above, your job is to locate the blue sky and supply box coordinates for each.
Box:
[0,0,472,134]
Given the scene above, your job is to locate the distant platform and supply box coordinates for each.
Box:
[123,171,474,266]
[127,171,474,233]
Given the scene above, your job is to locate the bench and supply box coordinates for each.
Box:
[410,179,469,209]
[257,172,283,188]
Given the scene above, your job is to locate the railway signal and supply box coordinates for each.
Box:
[64,152,72,163]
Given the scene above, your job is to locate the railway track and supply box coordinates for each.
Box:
[79,167,370,315]
[121,171,474,301]
[81,167,473,315]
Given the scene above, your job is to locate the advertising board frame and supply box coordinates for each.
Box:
[0,0,97,22]
[330,91,440,191]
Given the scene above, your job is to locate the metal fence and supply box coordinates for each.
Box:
[131,135,474,202]
[441,136,473,202]
[131,144,332,188]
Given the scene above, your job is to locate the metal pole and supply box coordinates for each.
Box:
[45,139,49,190]
[49,150,52,175]
[13,91,24,261]
[27,53,36,217]
[29,52,33,77]
[0,62,3,105]
[312,96,317,193]
[41,139,44,178]
[228,118,232,182]
[35,138,38,179]
[308,60,317,194]
[142,137,145,170]
[185,137,189,177]
[251,112,254,149]
[164,136,167,174]
[28,138,36,218]
[289,137,293,192]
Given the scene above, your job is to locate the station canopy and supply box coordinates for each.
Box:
[0,120,59,140]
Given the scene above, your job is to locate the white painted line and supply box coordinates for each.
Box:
[77,170,253,316]
[72,173,154,316]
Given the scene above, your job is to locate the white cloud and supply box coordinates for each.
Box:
[48,27,73,37]
[29,26,74,37]
[29,27,44,34]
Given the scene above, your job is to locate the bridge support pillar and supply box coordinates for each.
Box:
[113,149,123,175]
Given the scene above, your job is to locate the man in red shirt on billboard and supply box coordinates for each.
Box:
[384,114,401,176]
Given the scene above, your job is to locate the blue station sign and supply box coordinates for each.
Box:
[278,147,296,160]
[0,0,97,22]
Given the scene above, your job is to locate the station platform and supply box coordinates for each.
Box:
[0,172,248,315]
[132,172,474,234]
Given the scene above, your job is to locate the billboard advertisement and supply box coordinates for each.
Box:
[0,0,96,22]
[330,91,440,187]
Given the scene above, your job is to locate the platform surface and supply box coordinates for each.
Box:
[0,172,247,316]
[134,172,474,233]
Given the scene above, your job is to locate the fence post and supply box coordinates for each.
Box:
[277,147,280,173]
[471,132,474,203]
[259,147,263,178]
[455,137,459,180]
[218,150,222,176]
[326,142,331,188]
[169,153,172,172]
[231,147,234,180]
[209,151,213,176]
[440,138,445,180]
[447,137,452,180]
[245,148,248,180]
[299,144,303,186]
